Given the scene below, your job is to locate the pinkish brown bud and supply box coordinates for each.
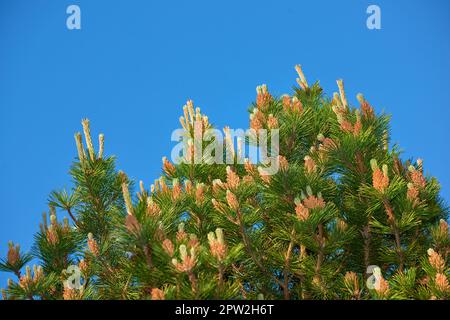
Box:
[435,273,449,292]
[226,190,239,211]
[151,288,165,300]
[162,239,175,257]
[7,242,20,266]
[226,166,240,189]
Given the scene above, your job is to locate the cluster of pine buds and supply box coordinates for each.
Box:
[294,186,326,221]
[427,248,449,293]
[75,118,104,164]
[330,80,364,136]
[87,232,99,257]
[41,210,71,246]
[171,244,197,273]
[19,265,43,291]
[63,285,84,300]
[343,271,360,298]
[370,159,389,193]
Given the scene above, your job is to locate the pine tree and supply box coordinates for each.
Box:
[1,66,448,300]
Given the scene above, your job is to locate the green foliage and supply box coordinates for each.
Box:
[1,67,449,300]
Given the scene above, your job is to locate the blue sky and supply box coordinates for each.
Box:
[0,0,449,286]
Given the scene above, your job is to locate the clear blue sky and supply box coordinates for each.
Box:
[1,0,449,286]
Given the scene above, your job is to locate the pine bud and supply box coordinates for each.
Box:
[63,217,70,233]
[291,96,303,113]
[332,93,342,110]
[435,273,449,292]
[317,133,325,142]
[79,259,89,274]
[371,160,389,192]
[81,119,95,161]
[336,79,348,109]
[46,225,59,245]
[87,233,99,256]
[344,272,360,297]
[125,214,141,234]
[375,277,389,297]
[184,180,193,194]
[370,159,378,172]
[172,179,182,201]
[226,166,240,189]
[162,156,176,176]
[25,266,32,280]
[188,234,199,249]
[208,228,227,261]
[159,177,169,194]
[304,156,317,174]
[439,219,449,235]
[202,115,209,128]
[256,84,272,109]
[186,100,195,124]
[162,239,175,257]
[33,265,43,282]
[278,155,289,172]
[121,177,134,216]
[50,213,57,226]
[98,134,104,159]
[282,95,291,111]
[226,190,239,211]
[151,288,165,300]
[212,179,224,195]
[303,194,326,210]
[409,166,426,189]
[147,197,161,216]
[337,219,348,232]
[179,115,188,131]
[267,114,278,129]
[195,183,205,205]
[172,244,197,272]
[427,248,445,273]
[244,158,256,175]
[139,180,145,195]
[416,158,423,170]
[7,241,20,266]
[74,132,85,163]
[207,232,215,244]
[295,65,308,89]
[257,167,271,184]
[356,93,365,105]
[407,183,419,203]
[353,110,362,136]
[295,203,309,221]
[176,223,187,242]
[215,228,224,244]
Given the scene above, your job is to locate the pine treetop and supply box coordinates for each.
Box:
[1,66,448,300]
